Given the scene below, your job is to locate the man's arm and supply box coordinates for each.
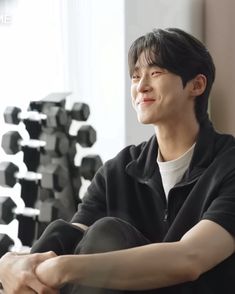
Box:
[35,219,235,290]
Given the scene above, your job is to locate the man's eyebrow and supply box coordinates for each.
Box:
[131,64,163,75]
[134,64,161,70]
[148,64,162,69]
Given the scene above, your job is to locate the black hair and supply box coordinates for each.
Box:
[128,28,215,123]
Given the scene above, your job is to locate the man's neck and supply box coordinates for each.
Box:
[155,120,199,162]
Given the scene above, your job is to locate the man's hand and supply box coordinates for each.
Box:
[0,251,59,294]
[35,256,68,289]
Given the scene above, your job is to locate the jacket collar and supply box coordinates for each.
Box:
[126,120,216,183]
[184,120,216,181]
[125,135,158,182]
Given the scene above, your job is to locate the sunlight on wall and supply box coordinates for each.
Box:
[0,0,67,248]
[0,0,125,248]
[0,0,67,150]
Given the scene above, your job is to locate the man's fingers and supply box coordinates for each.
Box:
[17,287,37,294]
[27,273,59,294]
[0,252,58,294]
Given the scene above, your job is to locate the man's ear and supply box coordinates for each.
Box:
[190,74,207,97]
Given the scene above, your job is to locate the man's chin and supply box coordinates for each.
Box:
[137,116,154,125]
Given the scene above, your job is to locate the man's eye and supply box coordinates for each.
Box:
[151,71,162,76]
[132,74,140,80]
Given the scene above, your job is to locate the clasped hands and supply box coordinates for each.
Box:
[0,250,65,294]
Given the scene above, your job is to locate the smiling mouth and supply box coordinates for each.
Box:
[138,99,155,105]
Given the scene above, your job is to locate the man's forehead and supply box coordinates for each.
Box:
[134,50,158,69]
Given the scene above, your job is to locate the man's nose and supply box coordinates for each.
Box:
[137,76,152,93]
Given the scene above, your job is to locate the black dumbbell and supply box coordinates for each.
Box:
[0,196,64,225]
[79,155,103,181]
[19,199,69,245]
[0,234,14,257]
[0,161,67,192]
[1,131,42,171]
[37,198,67,223]
[21,180,39,208]
[41,103,91,135]
[68,155,102,197]
[23,119,42,139]
[16,209,39,246]
[0,196,16,224]
[0,196,38,226]
[4,106,68,128]
[22,146,41,172]
[69,102,90,121]
[0,196,67,246]
[1,130,69,157]
[72,125,97,147]
[28,96,89,121]
[37,187,54,202]
[0,196,40,246]
[34,198,73,244]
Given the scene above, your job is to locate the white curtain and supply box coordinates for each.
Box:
[0,0,68,159]
[0,0,68,245]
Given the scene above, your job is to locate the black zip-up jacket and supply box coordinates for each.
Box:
[72,120,235,293]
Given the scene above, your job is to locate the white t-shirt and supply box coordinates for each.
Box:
[157,143,196,200]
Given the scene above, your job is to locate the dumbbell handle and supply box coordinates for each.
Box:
[20,139,46,149]
[13,206,40,217]
[2,130,69,156]
[0,161,66,191]
[15,171,42,182]
[18,111,47,122]
[4,106,68,128]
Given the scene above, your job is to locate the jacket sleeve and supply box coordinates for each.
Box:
[70,165,107,226]
[202,160,235,237]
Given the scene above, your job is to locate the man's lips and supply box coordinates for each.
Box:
[137,98,155,105]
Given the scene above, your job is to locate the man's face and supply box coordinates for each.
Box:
[130,52,195,127]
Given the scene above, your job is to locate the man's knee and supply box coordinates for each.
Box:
[31,219,84,255]
[88,217,123,235]
[75,217,142,254]
[39,219,69,236]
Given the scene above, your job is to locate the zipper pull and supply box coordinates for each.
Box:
[164,209,168,222]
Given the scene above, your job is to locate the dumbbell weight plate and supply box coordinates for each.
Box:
[70,103,90,121]
[0,234,14,257]
[38,163,68,192]
[80,155,103,181]
[0,197,16,224]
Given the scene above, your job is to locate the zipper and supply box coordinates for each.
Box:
[164,177,199,226]
[163,208,168,222]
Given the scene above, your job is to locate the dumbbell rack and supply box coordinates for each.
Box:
[0,93,103,255]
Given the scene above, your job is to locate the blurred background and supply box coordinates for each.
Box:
[1,0,235,160]
[0,0,234,251]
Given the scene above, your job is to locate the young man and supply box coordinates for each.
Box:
[1,28,235,294]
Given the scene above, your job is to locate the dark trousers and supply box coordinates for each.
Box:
[31,217,158,294]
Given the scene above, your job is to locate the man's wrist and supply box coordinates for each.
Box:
[59,255,83,285]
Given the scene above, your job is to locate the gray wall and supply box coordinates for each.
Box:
[124,0,204,145]
[205,0,235,134]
